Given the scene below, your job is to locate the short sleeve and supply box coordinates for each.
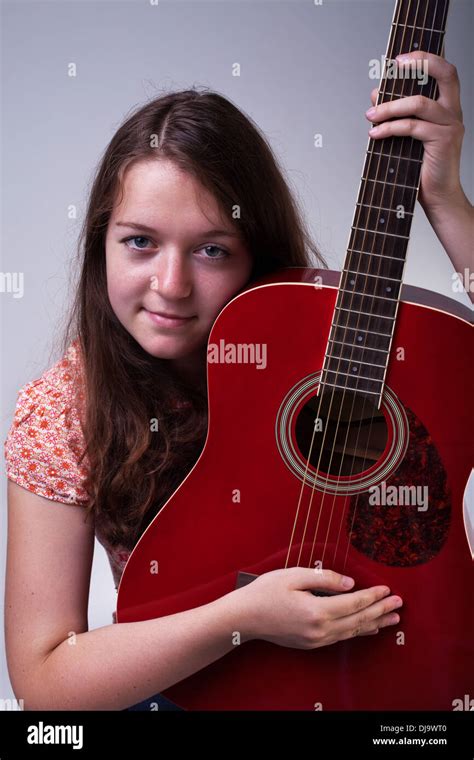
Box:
[4,349,90,506]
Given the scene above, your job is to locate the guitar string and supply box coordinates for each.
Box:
[285,0,412,570]
[307,0,423,572]
[284,0,445,572]
[336,0,442,573]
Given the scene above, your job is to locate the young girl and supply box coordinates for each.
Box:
[4,52,472,711]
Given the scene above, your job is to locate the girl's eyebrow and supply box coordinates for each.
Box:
[115,221,240,238]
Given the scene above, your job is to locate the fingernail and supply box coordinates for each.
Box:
[369,126,380,135]
[390,614,400,624]
[396,54,411,62]
[393,598,403,608]
[366,107,376,118]
[342,576,354,588]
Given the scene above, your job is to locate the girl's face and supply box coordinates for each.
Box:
[105,158,253,378]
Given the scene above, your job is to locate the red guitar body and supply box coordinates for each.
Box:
[117,268,473,710]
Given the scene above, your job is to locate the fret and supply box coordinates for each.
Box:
[364,152,421,188]
[329,326,393,360]
[323,370,385,392]
[319,380,381,399]
[357,203,414,215]
[323,369,383,393]
[366,151,422,166]
[335,306,395,321]
[391,25,444,59]
[337,293,398,321]
[353,205,413,238]
[325,354,387,372]
[342,272,402,305]
[391,23,445,34]
[328,337,389,357]
[332,324,392,340]
[339,288,397,303]
[377,92,404,99]
[396,1,448,30]
[321,369,383,396]
[323,367,383,386]
[349,231,407,259]
[377,77,437,102]
[358,178,417,212]
[344,269,403,290]
[351,227,410,240]
[345,268,402,283]
[329,338,388,367]
[347,248,404,262]
[361,176,418,191]
[370,137,424,162]
[333,311,396,336]
[346,240,407,272]
[324,354,386,371]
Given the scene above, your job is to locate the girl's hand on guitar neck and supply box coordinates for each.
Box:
[366,51,465,212]
[234,567,403,650]
[366,51,473,302]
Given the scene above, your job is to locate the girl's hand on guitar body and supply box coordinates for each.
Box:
[236,567,403,650]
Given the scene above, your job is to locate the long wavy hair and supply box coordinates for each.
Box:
[61,87,326,550]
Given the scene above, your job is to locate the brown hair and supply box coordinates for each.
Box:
[61,87,326,550]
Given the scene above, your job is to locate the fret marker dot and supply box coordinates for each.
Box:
[413,42,419,48]
[380,218,385,224]
[350,279,355,286]
[352,366,358,372]
[357,336,363,342]
[386,286,392,292]
[389,167,394,174]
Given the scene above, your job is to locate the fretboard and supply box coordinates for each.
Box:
[321,0,450,407]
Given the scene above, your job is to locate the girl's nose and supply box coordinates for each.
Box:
[152,249,193,300]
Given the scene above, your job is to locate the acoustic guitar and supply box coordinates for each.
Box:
[117,0,473,709]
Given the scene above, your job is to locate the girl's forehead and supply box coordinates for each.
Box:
[112,159,234,234]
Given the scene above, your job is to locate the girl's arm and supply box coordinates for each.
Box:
[421,189,473,300]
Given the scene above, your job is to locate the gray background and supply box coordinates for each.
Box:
[1,0,472,703]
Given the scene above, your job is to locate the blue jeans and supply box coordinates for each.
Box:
[125,692,185,711]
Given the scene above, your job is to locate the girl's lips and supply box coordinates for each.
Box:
[144,309,196,328]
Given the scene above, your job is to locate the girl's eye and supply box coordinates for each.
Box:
[123,236,152,251]
[199,244,228,261]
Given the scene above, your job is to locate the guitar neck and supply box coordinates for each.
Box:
[322,0,450,407]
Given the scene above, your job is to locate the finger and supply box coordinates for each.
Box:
[375,611,401,629]
[356,609,402,636]
[331,600,402,641]
[289,566,357,594]
[395,51,461,116]
[320,584,392,619]
[368,119,452,144]
[370,87,378,106]
[366,96,453,127]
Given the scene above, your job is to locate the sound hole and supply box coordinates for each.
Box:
[295,389,388,476]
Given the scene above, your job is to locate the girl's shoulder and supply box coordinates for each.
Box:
[4,339,90,506]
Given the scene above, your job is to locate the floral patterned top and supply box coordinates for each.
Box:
[3,339,190,622]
